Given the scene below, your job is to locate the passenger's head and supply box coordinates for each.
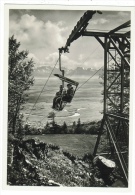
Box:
[67,83,72,89]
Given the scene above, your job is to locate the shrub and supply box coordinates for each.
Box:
[82,153,94,163]
[63,151,77,162]
[48,143,60,150]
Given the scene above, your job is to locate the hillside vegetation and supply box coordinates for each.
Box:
[24,118,101,135]
[7,138,125,187]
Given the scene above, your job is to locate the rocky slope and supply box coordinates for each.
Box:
[7,138,127,187]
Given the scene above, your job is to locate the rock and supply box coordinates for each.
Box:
[98,156,115,168]
[79,161,90,169]
[94,176,105,186]
[111,179,126,187]
[25,159,32,165]
[93,156,116,175]
[48,180,61,186]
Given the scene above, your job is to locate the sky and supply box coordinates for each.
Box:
[9,9,131,70]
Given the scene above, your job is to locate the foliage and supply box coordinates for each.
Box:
[75,118,81,133]
[62,121,68,133]
[8,138,125,187]
[24,119,101,135]
[48,112,55,122]
[82,153,94,163]
[63,151,77,162]
[8,35,34,135]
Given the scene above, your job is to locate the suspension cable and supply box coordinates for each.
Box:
[40,45,101,95]
[77,66,103,91]
[77,51,120,91]
[37,46,101,123]
[26,58,59,121]
[79,45,100,66]
[28,46,118,124]
[39,65,103,124]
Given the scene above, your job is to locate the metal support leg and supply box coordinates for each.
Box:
[93,117,105,156]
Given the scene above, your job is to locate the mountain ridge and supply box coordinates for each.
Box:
[33,66,103,77]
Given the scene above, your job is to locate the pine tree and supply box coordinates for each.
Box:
[72,121,76,133]
[62,121,68,133]
[75,118,81,133]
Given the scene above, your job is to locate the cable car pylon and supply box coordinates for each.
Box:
[56,10,130,185]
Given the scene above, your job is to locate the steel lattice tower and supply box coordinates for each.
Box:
[60,11,130,184]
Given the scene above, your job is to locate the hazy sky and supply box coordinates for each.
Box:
[9,9,130,70]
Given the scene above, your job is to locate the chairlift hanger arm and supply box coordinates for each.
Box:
[58,15,130,54]
[58,10,102,53]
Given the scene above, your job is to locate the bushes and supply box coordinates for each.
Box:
[82,153,94,163]
[8,36,34,135]
[8,138,118,187]
[49,143,60,150]
[63,151,77,162]
[23,119,101,135]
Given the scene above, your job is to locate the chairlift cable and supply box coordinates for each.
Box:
[77,66,103,91]
[79,45,100,66]
[77,52,119,91]
[38,46,101,122]
[39,45,101,95]
[39,66,103,124]
[26,58,59,121]
[28,46,118,123]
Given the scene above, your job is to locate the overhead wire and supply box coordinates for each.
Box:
[27,45,101,99]
[78,44,100,66]
[29,45,119,124]
[37,45,101,123]
[26,58,59,122]
[77,66,103,91]
[38,65,103,124]
[77,51,120,91]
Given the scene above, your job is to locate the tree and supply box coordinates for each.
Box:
[8,35,34,135]
[48,112,56,125]
[72,121,76,133]
[62,121,68,133]
[75,118,82,133]
[43,121,49,134]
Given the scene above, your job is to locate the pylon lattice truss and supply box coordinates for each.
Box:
[60,11,130,185]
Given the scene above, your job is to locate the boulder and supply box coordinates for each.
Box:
[48,180,62,186]
[93,156,116,175]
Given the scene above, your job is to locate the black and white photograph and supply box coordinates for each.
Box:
[3,4,134,189]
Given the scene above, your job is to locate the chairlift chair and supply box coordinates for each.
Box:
[53,74,79,111]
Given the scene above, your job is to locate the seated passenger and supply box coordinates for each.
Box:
[52,85,63,108]
[62,84,74,102]
[54,84,74,109]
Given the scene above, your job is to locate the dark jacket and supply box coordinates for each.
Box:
[56,89,63,96]
[66,87,74,98]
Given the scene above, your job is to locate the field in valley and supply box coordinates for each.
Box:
[25,134,98,157]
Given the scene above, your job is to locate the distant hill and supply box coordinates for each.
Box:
[33,66,103,78]
[67,67,97,76]
[33,66,68,77]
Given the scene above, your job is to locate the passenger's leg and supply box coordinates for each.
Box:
[62,95,71,102]
[52,96,57,108]
[62,96,68,102]
[55,97,61,106]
